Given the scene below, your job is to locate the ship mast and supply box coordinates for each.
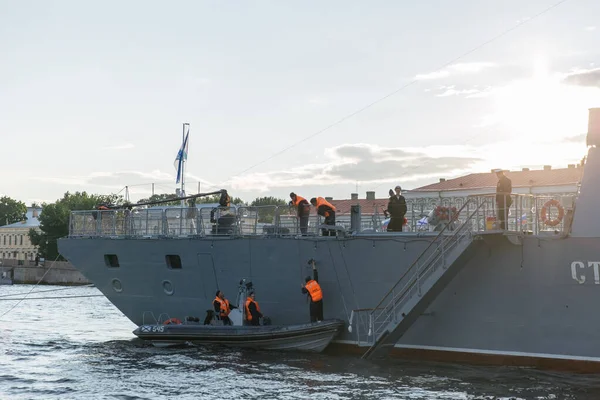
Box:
[181,122,189,207]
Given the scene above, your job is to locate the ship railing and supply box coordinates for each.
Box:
[465,193,576,235]
[68,193,574,237]
[366,197,484,346]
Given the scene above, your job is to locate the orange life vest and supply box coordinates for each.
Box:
[292,195,307,206]
[305,280,323,302]
[315,197,335,211]
[245,297,261,321]
[214,296,231,318]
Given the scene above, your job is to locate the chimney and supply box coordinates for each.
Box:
[568,164,575,169]
[350,193,358,200]
[366,191,375,200]
[543,165,551,171]
[325,196,333,202]
[522,168,530,171]
[439,178,446,182]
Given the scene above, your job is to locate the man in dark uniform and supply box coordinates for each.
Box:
[301,260,323,322]
[387,185,407,232]
[495,169,512,230]
[289,192,310,235]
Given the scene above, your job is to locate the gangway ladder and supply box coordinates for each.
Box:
[361,198,485,360]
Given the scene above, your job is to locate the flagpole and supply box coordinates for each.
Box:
[181,122,189,207]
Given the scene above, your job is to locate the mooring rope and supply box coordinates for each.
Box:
[0,255,60,320]
[0,294,105,301]
[0,284,95,298]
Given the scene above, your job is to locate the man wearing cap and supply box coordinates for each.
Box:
[289,192,310,235]
[495,169,512,230]
[387,185,407,232]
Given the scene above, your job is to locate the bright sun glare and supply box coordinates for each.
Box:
[480,57,597,169]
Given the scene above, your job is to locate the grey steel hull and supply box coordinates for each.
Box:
[58,233,600,369]
[133,319,345,352]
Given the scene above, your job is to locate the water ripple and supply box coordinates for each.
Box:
[2,285,600,399]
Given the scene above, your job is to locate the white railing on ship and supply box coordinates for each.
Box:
[364,197,485,346]
[67,193,575,238]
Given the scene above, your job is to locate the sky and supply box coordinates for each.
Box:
[1,0,599,205]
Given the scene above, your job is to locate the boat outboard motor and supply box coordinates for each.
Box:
[229,278,253,326]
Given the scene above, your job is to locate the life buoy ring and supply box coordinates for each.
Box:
[540,199,564,227]
[163,318,182,325]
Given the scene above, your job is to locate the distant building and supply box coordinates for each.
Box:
[0,207,43,264]
[408,164,582,198]
[326,164,583,231]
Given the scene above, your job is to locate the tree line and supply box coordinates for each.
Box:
[0,193,289,261]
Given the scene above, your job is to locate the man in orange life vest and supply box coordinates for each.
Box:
[310,197,336,237]
[289,192,310,235]
[213,290,237,325]
[301,260,323,322]
[245,291,263,326]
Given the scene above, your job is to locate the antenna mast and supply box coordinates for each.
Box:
[181,122,190,207]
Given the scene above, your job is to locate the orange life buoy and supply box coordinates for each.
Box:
[540,199,564,227]
[163,318,182,325]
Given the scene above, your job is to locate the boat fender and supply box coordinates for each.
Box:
[163,318,182,325]
[540,199,564,227]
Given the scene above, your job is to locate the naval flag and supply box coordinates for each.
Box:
[174,130,190,184]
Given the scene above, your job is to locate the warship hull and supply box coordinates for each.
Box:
[57,231,600,370]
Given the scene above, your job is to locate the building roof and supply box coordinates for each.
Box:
[329,199,388,216]
[0,207,43,229]
[411,166,583,192]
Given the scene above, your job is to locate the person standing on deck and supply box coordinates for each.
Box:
[387,185,407,232]
[310,197,336,236]
[301,260,324,322]
[213,290,237,325]
[289,192,310,235]
[245,291,263,326]
[495,169,512,230]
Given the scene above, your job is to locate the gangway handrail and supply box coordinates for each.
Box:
[368,198,475,314]
[365,197,487,351]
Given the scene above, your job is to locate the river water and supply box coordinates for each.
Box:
[1,285,599,400]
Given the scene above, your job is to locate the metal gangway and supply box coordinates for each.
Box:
[361,197,486,359]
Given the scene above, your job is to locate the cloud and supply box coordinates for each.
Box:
[415,62,496,80]
[307,97,329,106]
[585,26,596,31]
[225,143,481,192]
[102,143,135,150]
[31,170,219,198]
[428,84,493,98]
[563,134,586,143]
[563,68,600,88]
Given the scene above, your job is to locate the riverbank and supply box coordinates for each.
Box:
[0,259,91,285]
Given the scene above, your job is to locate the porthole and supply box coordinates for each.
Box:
[112,278,123,293]
[162,280,174,296]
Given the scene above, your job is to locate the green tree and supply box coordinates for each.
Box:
[138,193,182,206]
[29,191,121,260]
[197,194,245,205]
[249,196,287,223]
[138,193,245,207]
[0,196,27,227]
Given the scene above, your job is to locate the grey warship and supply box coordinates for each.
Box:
[58,109,600,371]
